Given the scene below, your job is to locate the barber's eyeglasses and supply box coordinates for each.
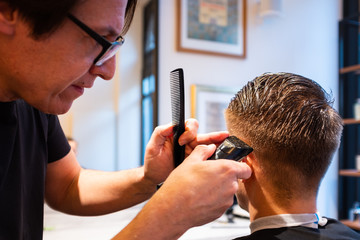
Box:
[67,14,124,66]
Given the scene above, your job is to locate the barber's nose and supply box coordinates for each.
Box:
[89,56,116,80]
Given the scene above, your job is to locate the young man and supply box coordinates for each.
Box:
[225,73,360,239]
[0,0,252,239]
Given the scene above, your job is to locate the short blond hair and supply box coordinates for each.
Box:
[226,73,343,201]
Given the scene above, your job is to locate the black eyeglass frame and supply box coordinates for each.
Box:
[67,14,124,66]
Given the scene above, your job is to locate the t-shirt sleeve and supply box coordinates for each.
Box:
[47,114,71,163]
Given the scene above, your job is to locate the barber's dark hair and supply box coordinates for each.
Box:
[2,0,137,38]
[226,73,343,202]
[122,0,138,35]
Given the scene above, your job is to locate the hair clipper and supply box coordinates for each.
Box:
[208,136,253,161]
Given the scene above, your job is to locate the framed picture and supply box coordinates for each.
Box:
[190,85,238,134]
[177,0,246,58]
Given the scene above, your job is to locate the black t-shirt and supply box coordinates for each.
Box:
[0,100,70,240]
[233,218,360,240]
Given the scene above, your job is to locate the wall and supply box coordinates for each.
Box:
[60,0,341,218]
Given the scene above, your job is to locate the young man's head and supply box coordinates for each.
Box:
[225,73,343,214]
[0,0,137,114]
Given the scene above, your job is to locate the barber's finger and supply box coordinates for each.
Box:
[147,123,173,148]
[184,144,216,163]
[178,119,199,146]
[236,162,252,179]
[187,131,229,149]
[197,131,229,144]
[216,160,252,180]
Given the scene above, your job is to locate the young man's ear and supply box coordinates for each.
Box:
[241,153,254,167]
[0,2,17,35]
[240,153,256,183]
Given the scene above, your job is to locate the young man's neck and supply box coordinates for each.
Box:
[248,195,317,221]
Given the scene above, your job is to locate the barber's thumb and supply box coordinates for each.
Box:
[185,144,217,162]
[235,162,252,180]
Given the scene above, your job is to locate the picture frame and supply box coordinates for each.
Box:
[190,84,238,134]
[177,0,246,58]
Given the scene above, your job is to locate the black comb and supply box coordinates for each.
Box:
[170,68,185,168]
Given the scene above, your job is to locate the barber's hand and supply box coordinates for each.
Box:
[143,119,229,185]
[149,144,252,233]
[116,145,251,240]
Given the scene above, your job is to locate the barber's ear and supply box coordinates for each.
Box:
[0,2,17,35]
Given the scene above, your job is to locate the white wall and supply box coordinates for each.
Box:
[60,0,341,218]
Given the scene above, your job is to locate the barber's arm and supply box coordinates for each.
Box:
[44,119,230,215]
[44,151,157,215]
[44,122,176,215]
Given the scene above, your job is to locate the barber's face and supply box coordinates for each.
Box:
[7,0,128,114]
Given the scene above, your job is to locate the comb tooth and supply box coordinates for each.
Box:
[170,69,184,125]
